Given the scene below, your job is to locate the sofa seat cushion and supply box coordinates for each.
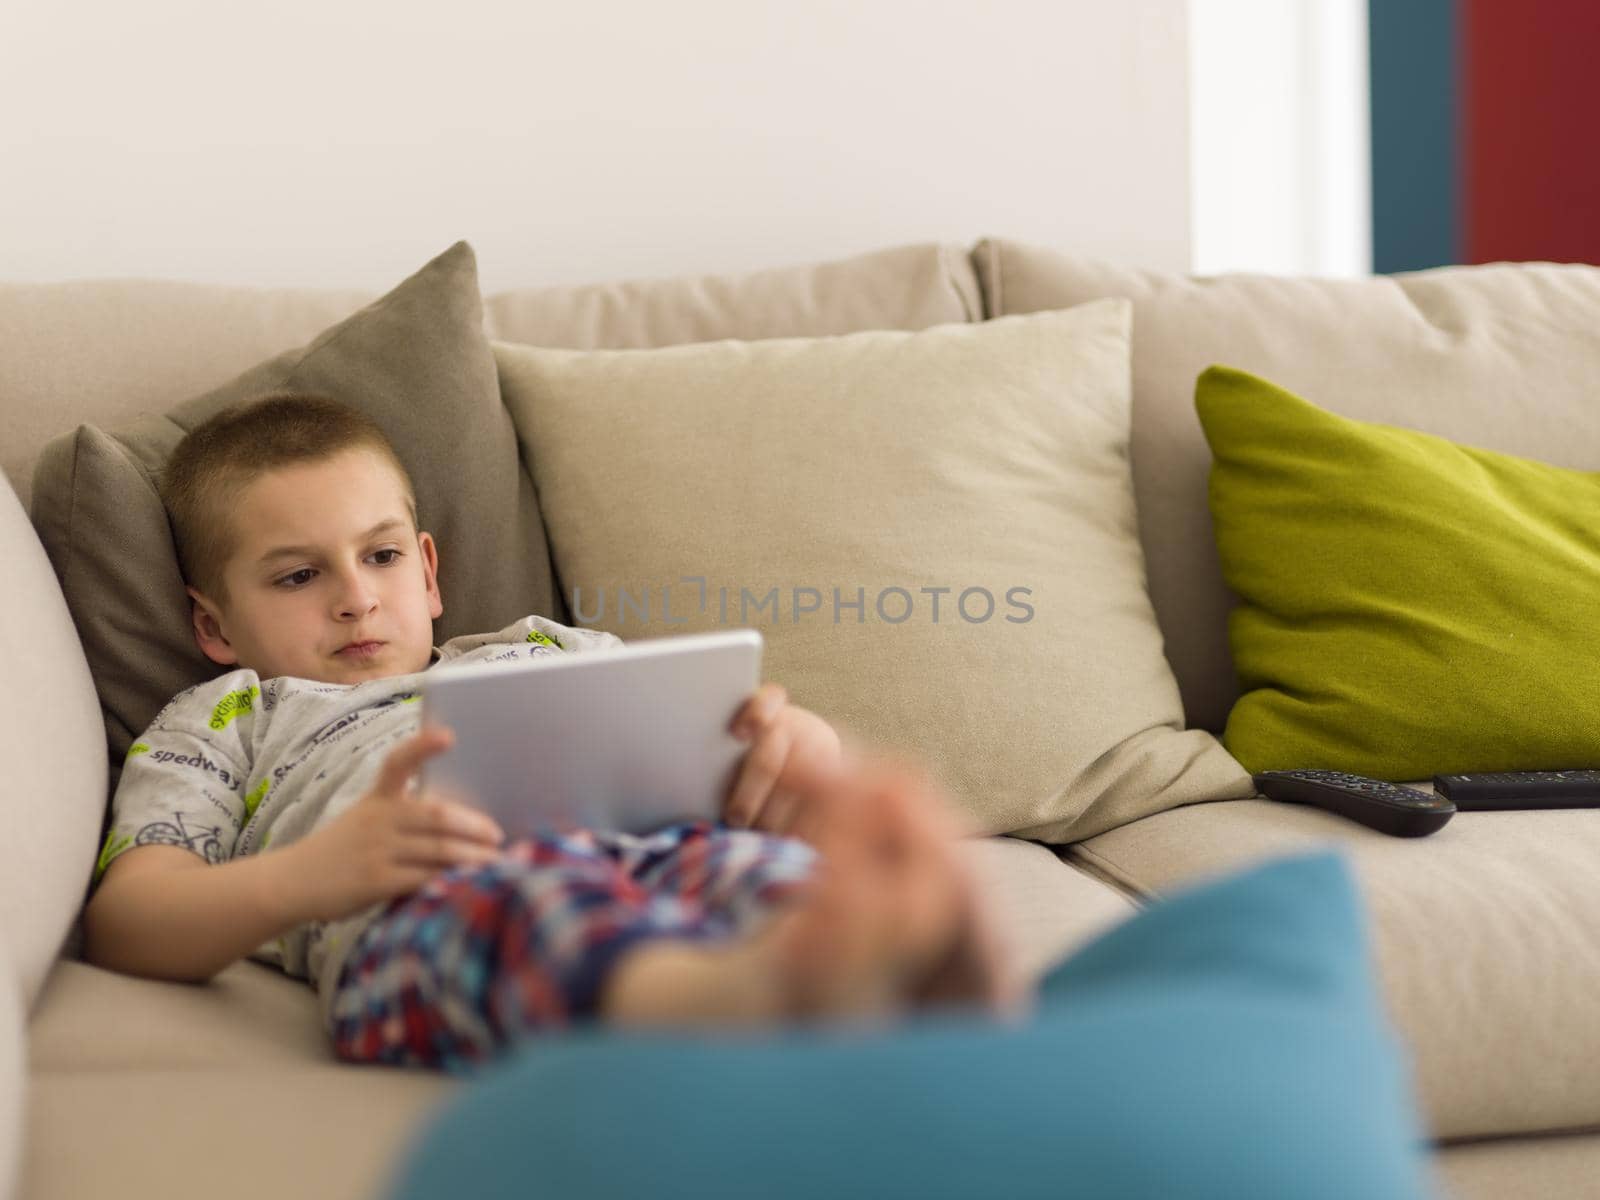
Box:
[21,839,1136,1199]
[1434,1130,1600,1200]
[28,958,328,1070]
[28,837,1136,1072]
[957,835,1138,981]
[22,1067,454,1200]
[1072,798,1600,1141]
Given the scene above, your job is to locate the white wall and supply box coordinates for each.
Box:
[1188,0,1371,276]
[0,0,1193,291]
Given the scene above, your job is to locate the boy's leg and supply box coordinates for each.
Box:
[328,760,1025,1071]
[609,820,819,936]
[600,760,1027,1028]
[327,828,746,1074]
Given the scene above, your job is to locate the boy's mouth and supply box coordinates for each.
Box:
[336,640,385,661]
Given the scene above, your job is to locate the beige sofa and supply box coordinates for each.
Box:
[5,239,1599,1199]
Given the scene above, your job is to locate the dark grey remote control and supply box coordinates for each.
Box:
[1432,770,1600,810]
[1253,770,1455,837]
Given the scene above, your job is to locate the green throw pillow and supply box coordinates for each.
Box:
[1198,364,1600,779]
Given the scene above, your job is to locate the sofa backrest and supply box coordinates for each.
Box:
[1,281,377,514]
[3,243,982,510]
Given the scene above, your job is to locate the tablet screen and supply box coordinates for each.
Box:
[421,628,763,836]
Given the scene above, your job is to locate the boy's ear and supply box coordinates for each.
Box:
[187,585,240,667]
[419,531,443,620]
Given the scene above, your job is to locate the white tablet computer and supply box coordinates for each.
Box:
[420,628,762,836]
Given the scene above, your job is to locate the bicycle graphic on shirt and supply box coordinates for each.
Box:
[134,813,226,864]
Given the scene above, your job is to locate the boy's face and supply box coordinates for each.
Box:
[187,448,443,684]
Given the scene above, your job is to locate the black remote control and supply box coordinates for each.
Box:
[1253,770,1456,837]
[1432,770,1600,811]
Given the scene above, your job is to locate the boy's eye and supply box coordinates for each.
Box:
[273,549,401,589]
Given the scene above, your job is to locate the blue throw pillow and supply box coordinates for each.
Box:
[385,851,1439,1200]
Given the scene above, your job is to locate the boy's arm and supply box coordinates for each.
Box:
[82,727,505,985]
[82,844,310,984]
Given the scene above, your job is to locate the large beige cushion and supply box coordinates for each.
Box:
[975,239,1600,734]
[0,477,103,1011]
[1072,799,1600,1142]
[497,301,1251,842]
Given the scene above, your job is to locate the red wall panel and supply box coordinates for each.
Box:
[1462,0,1600,265]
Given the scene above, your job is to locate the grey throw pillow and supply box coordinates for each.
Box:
[29,242,560,794]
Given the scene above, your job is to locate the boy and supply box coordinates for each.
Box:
[83,394,1018,1073]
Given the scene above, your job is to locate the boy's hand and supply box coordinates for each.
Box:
[723,683,845,836]
[277,726,505,923]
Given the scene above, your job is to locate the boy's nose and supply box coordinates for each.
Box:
[334,577,378,619]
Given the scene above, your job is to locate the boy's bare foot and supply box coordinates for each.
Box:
[599,757,1026,1029]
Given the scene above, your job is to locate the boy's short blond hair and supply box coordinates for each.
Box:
[161,394,419,607]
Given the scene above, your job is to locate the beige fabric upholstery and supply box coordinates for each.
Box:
[20,836,1135,1200]
[0,281,375,514]
[974,239,1600,735]
[3,243,979,517]
[26,836,1134,1074]
[0,477,103,1011]
[21,831,1586,1200]
[956,836,1137,981]
[22,1069,453,1200]
[4,243,979,518]
[28,959,327,1071]
[497,302,1252,843]
[24,1079,1600,1200]
[22,1067,1597,1200]
[0,948,20,1200]
[1074,798,1600,1142]
[487,240,982,347]
[1434,1128,1600,1200]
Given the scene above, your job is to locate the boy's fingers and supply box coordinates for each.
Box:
[399,798,504,844]
[752,787,803,835]
[395,834,502,869]
[724,723,792,827]
[374,727,455,799]
[731,683,787,738]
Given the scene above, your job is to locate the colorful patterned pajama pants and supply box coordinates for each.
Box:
[327,821,817,1074]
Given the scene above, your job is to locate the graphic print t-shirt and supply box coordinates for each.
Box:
[96,614,622,1011]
